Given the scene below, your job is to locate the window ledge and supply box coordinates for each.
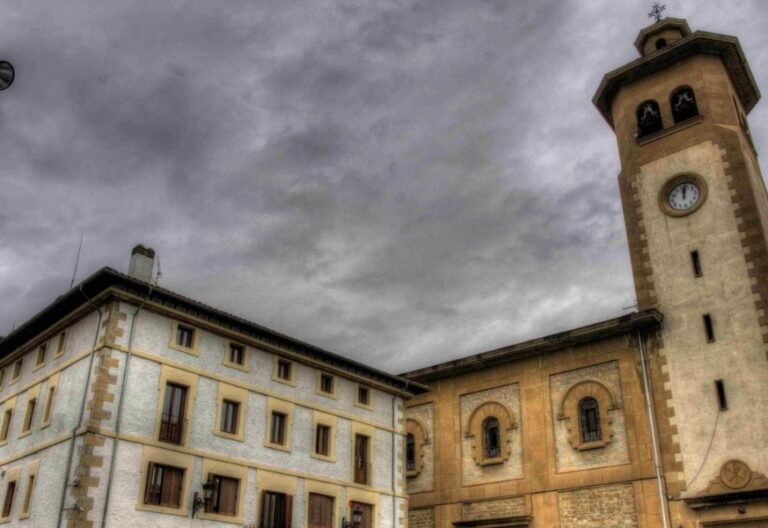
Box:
[636,114,704,145]
[315,390,337,400]
[265,441,292,453]
[197,512,244,525]
[575,440,609,451]
[406,469,421,478]
[18,429,32,440]
[271,376,296,387]
[168,343,199,357]
[32,363,45,372]
[353,401,374,411]
[134,502,189,518]
[310,452,336,463]
[478,456,505,467]
[213,430,244,443]
[222,360,249,373]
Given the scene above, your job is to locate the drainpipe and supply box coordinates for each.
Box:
[56,286,104,528]
[101,285,153,527]
[637,328,670,528]
[391,394,397,528]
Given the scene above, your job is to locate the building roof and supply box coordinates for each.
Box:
[0,267,427,396]
[593,26,761,128]
[400,309,663,383]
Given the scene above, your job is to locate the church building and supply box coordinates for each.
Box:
[402,17,768,528]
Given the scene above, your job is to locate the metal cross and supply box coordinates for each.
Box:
[648,2,666,22]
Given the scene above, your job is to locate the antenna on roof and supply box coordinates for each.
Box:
[69,234,84,290]
[154,254,162,286]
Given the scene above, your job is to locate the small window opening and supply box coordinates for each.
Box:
[320,374,334,394]
[579,397,602,443]
[655,38,667,50]
[715,379,728,411]
[482,417,501,459]
[637,100,663,138]
[35,344,47,367]
[229,343,244,365]
[406,433,416,472]
[176,325,195,348]
[276,359,292,381]
[671,87,699,123]
[357,386,370,406]
[703,314,715,342]
[270,411,286,445]
[691,250,702,277]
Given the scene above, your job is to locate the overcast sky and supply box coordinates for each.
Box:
[2,0,767,373]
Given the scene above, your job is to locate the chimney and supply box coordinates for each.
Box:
[128,244,155,283]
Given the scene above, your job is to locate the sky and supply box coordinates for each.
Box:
[1,0,767,374]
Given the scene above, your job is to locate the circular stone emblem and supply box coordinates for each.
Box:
[658,173,708,217]
[720,459,752,490]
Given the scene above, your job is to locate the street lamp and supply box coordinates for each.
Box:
[341,505,363,528]
[192,478,215,518]
[0,61,14,91]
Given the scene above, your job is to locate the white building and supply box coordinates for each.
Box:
[0,245,425,528]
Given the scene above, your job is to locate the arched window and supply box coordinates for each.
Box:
[406,433,416,472]
[579,397,602,443]
[637,100,663,137]
[655,38,667,50]
[482,417,501,459]
[671,87,699,123]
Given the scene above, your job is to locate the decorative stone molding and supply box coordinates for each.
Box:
[557,380,621,451]
[465,401,516,466]
[406,418,430,477]
[702,460,768,495]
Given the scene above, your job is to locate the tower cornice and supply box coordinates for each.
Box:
[593,30,760,128]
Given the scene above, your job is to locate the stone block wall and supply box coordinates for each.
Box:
[557,483,638,528]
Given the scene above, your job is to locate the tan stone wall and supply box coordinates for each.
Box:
[459,383,522,485]
[407,508,434,528]
[549,361,629,472]
[405,402,434,494]
[461,496,527,520]
[558,483,638,528]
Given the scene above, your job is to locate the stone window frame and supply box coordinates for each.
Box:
[154,366,199,447]
[405,418,430,478]
[354,384,374,411]
[222,339,249,372]
[214,382,248,442]
[464,401,517,467]
[311,410,337,462]
[54,331,67,358]
[10,359,22,385]
[18,384,40,439]
[33,344,47,371]
[557,379,621,451]
[168,320,201,357]
[669,85,699,124]
[316,372,337,399]
[0,397,16,446]
[0,465,20,522]
[272,356,296,387]
[40,373,60,429]
[265,397,294,452]
[197,459,247,524]
[19,460,39,520]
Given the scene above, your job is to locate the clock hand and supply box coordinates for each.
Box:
[683,184,687,200]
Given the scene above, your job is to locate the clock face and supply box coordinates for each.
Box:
[668,181,701,211]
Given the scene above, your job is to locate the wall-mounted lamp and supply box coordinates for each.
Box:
[341,506,363,528]
[191,479,214,518]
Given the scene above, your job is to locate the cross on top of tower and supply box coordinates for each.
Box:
[648,2,666,22]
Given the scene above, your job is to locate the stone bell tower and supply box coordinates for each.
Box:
[594,17,768,526]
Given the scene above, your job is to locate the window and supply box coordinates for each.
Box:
[229,343,245,366]
[655,37,667,50]
[671,87,699,123]
[11,359,22,382]
[308,493,334,528]
[357,386,370,406]
[35,344,47,367]
[482,417,501,459]
[315,424,331,456]
[42,386,55,425]
[715,379,728,411]
[176,325,195,348]
[0,409,12,441]
[261,491,292,528]
[703,314,715,342]
[55,332,66,356]
[276,359,292,381]
[354,434,370,485]
[206,474,239,517]
[221,400,240,435]
[691,250,702,277]
[579,397,602,443]
[637,100,663,138]
[406,433,416,472]
[270,412,287,445]
[349,502,373,528]
[2,480,15,518]
[159,383,187,444]
[22,397,36,433]
[144,463,184,508]
[319,374,334,394]
[0,369,5,389]
[21,474,34,516]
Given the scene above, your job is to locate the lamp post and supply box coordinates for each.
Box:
[0,61,14,91]
[341,505,363,528]
[192,478,214,518]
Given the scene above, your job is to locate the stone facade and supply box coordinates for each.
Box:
[461,496,527,520]
[407,508,434,528]
[557,483,638,528]
[550,361,629,472]
[405,402,433,494]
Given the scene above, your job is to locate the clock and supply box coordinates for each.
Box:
[659,173,708,217]
[668,181,700,211]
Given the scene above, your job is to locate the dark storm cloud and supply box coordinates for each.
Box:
[2,0,768,373]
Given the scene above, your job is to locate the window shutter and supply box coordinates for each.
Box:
[284,494,293,528]
[219,477,238,516]
[259,490,268,528]
[143,463,155,504]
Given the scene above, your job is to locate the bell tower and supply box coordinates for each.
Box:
[595,17,768,526]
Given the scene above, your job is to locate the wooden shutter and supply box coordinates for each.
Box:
[162,466,183,508]
[284,494,293,528]
[309,493,334,528]
[143,463,156,504]
[218,477,238,516]
[259,490,268,528]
